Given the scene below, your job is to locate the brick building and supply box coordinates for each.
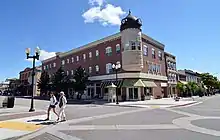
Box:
[19,66,42,96]
[164,52,177,97]
[42,11,174,101]
[177,69,201,84]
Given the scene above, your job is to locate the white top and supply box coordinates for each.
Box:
[50,96,57,105]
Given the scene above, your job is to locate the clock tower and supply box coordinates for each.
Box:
[120,10,143,71]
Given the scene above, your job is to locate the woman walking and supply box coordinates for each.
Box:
[45,92,59,120]
[57,91,67,122]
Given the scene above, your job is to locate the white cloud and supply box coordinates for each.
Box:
[39,50,56,61]
[25,50,56,62]
[82,0,126,26]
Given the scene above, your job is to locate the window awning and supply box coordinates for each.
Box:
[142,81,157,87]
[179,81,188,85]
[101,80,123,88]
[122,79,145,87]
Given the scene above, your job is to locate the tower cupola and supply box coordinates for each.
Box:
[120,10,142,31]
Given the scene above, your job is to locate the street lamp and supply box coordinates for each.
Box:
[112,62,121,104]
[25,46,40,112]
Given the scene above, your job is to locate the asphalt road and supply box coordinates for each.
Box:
[17,95,220,140]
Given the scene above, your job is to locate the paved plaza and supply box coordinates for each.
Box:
[0,95,220,140]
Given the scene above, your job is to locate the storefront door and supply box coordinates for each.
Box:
[128,88,139,100]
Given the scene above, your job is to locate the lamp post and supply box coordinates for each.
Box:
[112,62,121,104]
[25,47,40,112]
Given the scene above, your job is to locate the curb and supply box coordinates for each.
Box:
[169,101,198,108]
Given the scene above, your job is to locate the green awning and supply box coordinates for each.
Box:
[142,81,157,87]
[122,79,145,87]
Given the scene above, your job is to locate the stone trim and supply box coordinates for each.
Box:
[88,72,168,81]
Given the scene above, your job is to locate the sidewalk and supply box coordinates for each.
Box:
[0,105,57,140]
[105,97,198,108]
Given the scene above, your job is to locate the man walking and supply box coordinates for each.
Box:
[57,91,67,122]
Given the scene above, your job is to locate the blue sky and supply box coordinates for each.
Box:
[0,0,220,81]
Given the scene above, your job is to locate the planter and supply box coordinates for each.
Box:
[174,97,180,102]
[141,95,145,101]
[145,96,151,100]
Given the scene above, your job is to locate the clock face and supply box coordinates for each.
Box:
[138,18,142,24]
[122,19,126,24]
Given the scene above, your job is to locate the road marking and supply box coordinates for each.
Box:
[0,121,42,131]
[173,116,220,137]
[163,108,200,117]
[150,105,160,109]
[173,102,202,108]
[17,107,152,140]
[68,108,151,125]
[66,124,180,130]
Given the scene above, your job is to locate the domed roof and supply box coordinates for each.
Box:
[120,10,142,31]
[125,10,138,21]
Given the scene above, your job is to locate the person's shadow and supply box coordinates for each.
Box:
[27,119,57,125]
[27,119,45,122]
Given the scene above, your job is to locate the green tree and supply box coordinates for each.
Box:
[37,71,50,96]
[176,82,186,97]
[73,66,89,99]
[51,67,68,93]
[200,73,219,94]
[187,82,198,96]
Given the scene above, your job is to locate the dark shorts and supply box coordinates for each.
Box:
[50,105,56,108]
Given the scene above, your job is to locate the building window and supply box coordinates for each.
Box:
[76,56,79,61]
[106,63,112,74]
[143,45,148,56]
[49,64,52,69]
[43,66,46,70]
[158,65,161,73]
[71,70,74,75]
[131,41,136,50]
[173,63,176,70]
[95,65,99,72]
[71,57,74,63]
[158,51,162,60]
[67,59,70,64]
[62,60,65,65]
[152,48,156,59]
[116,44,120,53]
[46,65,49,69]
[152,64,156,73]
[96,50,99,57]
[137,41,141,50]
[83,54,86,60]
[89,52,92,58]
[147,62,152,73]
[53,63,56,68]
[167,61,171,69]
[125,43,129,50]
[89,66,92,73]
[157,65,161,74]
[105,47,112,56]
[66,71,69,76]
